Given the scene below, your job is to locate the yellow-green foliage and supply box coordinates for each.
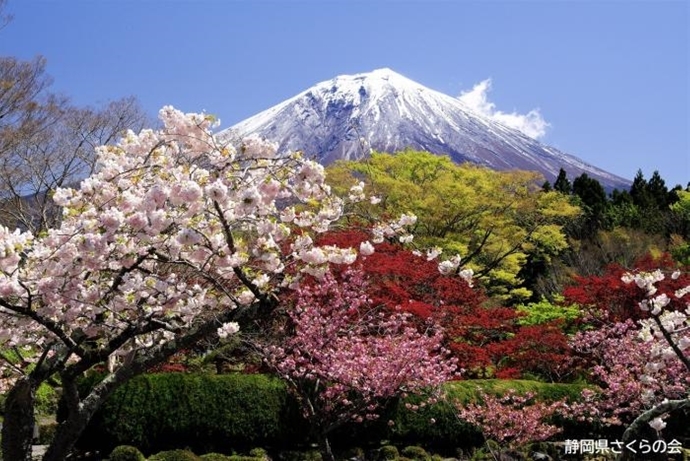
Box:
[670,190,690,265]
[445,379,587,404]
[327,150,581,300]
[199,455,232,461]
[35,382,58,415]
[516,297,582,333]
[378,445,400,460]
[670,190,690,218]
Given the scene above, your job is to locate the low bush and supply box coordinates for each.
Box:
[275,450,322,461]
[199,454,232,461]
[377,445,399,460]
[36,420,58,445]
[399,446,429,460]
[248,448,270,459]
[148,449,201,461]
[35,382,59,415]
[386,379,589,451]
[109,445,146,461]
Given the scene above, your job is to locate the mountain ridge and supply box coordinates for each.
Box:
[220,68,631,191]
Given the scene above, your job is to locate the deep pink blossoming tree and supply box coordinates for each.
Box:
[262,268,457,460]
[457,390,565,451]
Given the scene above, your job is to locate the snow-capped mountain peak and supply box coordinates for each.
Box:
[220,69,630,191]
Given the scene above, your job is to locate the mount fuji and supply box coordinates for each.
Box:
[220,68,630,191]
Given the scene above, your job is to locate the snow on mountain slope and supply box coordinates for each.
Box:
[220,68,630,190]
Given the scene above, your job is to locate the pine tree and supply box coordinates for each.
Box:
[553,168,572,194]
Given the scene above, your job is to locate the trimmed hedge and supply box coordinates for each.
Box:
[79,373,306,455]
[77,373,589,455]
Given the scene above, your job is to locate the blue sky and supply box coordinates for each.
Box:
[2,0,688,188]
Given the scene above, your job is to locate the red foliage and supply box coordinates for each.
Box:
[496,322,572,381]
[316,230,573,379]
[563,253,690,322]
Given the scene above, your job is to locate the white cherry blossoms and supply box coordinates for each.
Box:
[621,269,690,431]
[0,106,424,389]
[437,254,474,286]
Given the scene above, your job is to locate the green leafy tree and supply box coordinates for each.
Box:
[630,169,653,210]
[647,170,672,208]
[327,150,581,301]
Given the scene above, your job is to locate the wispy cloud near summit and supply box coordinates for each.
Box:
[458,79,550,140]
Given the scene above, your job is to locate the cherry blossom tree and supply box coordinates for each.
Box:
[616,269,690,459]
[457,390,565,453]
[552,268,690,459]
[262,268,457,461]
[569,320,688,426]
[0,107,413,461]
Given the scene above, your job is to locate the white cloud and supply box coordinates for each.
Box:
[458,79,549,140]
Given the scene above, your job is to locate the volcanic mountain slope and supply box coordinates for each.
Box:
[220,68,630,191]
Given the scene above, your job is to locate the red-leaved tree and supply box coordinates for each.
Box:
[317,230,572,379]
[563,253,690,322]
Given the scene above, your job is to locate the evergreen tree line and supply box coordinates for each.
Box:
[544,168,688,242]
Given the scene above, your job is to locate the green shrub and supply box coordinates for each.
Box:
[201,453,230,461]
[400,446,429,461]
[378,445,399,460]
[199,454,232,461]
[148,449,201,461]
[36,420,58,445]
[248,448,269,459]
[387,379,589,450]
[109,445,146,461]
[77,374,590,456]
[515,297,582,333]
[35,382,59,415]
[276,450,322,461]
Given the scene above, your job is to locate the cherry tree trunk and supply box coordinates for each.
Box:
[41,404,97,461]
[1,377,38,461]
[318,434,335,461]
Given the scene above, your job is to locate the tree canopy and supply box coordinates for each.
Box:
[326,150,581,301]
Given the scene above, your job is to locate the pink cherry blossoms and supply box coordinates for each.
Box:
[457,390,565,448]
[262,268,457,438]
